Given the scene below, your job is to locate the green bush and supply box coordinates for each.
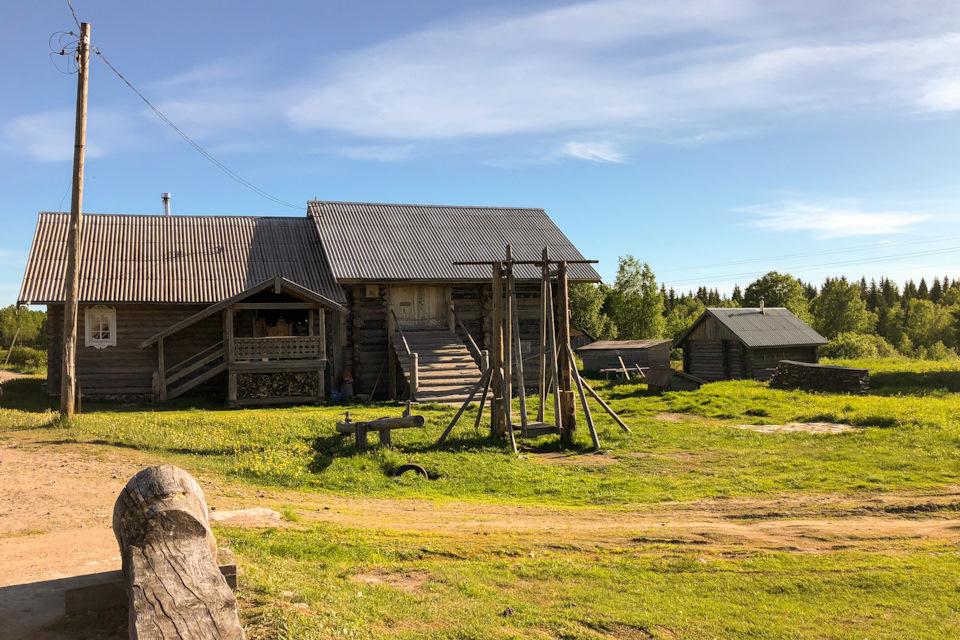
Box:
[917,341,958,361]
[0,346,47,374]
[820,332,897,359]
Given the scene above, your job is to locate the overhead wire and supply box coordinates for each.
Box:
[92,49,306,211]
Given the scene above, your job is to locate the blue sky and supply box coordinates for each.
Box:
[4,0,960,307]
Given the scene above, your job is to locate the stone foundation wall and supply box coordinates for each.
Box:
[769,360,869,394]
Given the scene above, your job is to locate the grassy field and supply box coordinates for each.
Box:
[2,357,960,638]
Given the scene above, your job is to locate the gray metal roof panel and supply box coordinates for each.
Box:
[578,339,671,351]
[309,201,601,282]
[18,212,346,305]
[706,307,828,348]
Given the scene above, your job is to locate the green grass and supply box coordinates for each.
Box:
[222,523,960,640]
[1,359,959,506]
[4,357,960,638]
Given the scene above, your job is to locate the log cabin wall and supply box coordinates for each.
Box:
[46,303,220,397]
[579,344,671,372]
[747,346,818,381]
[349,284,388,396]
[682,315,741,382]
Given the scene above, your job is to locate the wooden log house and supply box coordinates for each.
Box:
[672,307,828,382]
[19,201,600,405]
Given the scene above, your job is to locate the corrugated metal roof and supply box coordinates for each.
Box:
[577,339,670,351]
[309,201,601,282]
[18,212,346,305]
[675,307,828,348]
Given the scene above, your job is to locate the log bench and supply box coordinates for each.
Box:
[336,413,425,451]
[113,464,244,639]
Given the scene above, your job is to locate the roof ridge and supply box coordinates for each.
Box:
[37,211,306,221]
[309,200,545,212]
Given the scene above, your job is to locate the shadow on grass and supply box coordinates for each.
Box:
[868,370,960,395]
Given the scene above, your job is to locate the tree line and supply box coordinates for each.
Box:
[0,305,47,351]
[570,255,960,360]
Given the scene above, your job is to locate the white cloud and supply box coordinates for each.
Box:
[745,200,930,238]
[1,108,144,162]
[285,0,960,141]
[0,250,26,267]
[552,141,625,163]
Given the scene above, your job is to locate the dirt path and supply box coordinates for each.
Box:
[1,435,959,638]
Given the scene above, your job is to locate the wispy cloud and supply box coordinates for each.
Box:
[551,141,625,163]
[0,250,26,267]
[5,0,960,162]
[745,200,930,238]
[1,108,143,162]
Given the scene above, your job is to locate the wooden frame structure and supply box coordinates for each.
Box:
[436,246,630,453]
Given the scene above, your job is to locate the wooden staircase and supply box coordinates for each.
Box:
[161,342,227,400]
[391,328,482,404]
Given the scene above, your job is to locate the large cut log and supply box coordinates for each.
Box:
[113,464,244,639]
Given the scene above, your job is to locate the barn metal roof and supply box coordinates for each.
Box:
[674,308,828,349]
[308,201,601,282]
[18,212,346,305]
[577,339,671,351]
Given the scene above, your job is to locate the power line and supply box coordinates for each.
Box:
[91,48,306,211]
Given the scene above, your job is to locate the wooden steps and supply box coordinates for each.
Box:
[391,328,482,405]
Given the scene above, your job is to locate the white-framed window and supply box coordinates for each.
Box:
[85,306,116,349]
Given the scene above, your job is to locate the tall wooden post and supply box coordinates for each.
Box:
[60,22,91,420]
[538,247,549,422]
[503,246,513,430]
[490,261,506,437]
[556,261,577,442]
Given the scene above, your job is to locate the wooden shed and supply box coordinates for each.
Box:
[673,307,828,382]
[576,339,671,373]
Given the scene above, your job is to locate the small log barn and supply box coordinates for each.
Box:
[576,339,670,373]
[19,201,600,405]
[672,307,828,382]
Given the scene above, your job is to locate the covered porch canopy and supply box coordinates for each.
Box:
[140,276,347,406]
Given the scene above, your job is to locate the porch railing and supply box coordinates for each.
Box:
[233,336,325,361]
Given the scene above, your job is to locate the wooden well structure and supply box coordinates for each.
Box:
[436,246,629,453]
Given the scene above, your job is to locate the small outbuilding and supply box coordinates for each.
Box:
[673,307,828,382]
[576,339,671,373]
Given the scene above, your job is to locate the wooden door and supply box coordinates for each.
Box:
[392,285,447,327]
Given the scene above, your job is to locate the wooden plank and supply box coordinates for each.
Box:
[556,261,576,442]
[64,566,237,614]
[569,345,600,450]
[436,366,492,445]
[233,302,319,310]
[581,379,631,433]
[508,261,529,436]
[490,261,505,437]
[538,247,548,422]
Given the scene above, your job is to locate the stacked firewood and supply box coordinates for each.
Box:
[237,371,317,399]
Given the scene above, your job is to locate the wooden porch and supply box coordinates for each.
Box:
[143,276,347,407]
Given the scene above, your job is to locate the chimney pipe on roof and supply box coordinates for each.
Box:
[759,296,765,314]
[161,192,171,216]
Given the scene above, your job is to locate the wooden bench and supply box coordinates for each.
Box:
[336,413,425,451]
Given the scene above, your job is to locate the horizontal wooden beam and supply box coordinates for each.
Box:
[229,359,326,372]
[64,566,237,614]
[232,302,320,310]
[453,259,598,266]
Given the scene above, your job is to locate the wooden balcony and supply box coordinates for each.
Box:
[232,336,326,362]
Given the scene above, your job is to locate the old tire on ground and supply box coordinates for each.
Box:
[394,463,428,479]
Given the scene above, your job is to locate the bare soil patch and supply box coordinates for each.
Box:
[352,569,430,594]
[653,412,691,422]
[524,450,619,465]
[730,422,860,434]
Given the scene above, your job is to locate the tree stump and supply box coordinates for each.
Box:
[112,464,244,639]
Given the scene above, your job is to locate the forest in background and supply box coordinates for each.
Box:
[570,255,960,361]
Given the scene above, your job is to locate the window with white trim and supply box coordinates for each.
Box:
[85,306,116,348]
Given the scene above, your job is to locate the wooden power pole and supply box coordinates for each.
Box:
[61,22,90,420]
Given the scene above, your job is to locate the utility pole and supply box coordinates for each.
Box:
[60,22,90,420]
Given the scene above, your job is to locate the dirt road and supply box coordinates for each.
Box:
[1,433,958,639]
